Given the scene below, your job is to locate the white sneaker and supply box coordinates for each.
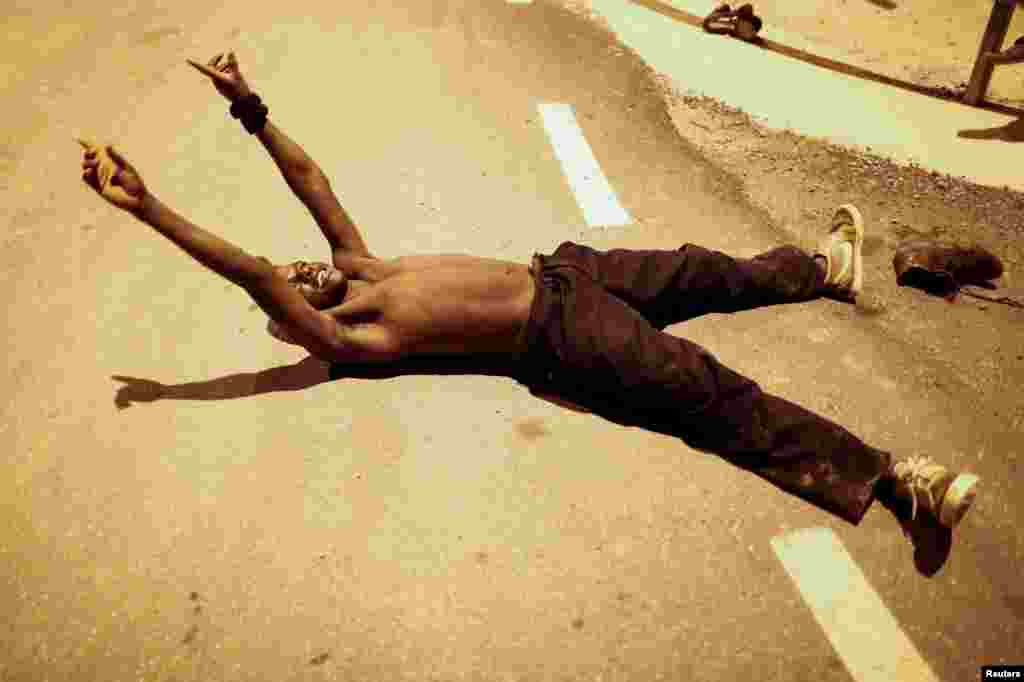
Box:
[890,456,979,528]
[817,204,864,301]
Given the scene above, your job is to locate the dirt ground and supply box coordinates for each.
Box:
[658,87,1024,309]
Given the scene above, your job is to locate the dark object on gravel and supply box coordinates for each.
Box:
[703,3,763,42]
[893,240,1003,297]
[733,4,763,42]
[703,4,737,34]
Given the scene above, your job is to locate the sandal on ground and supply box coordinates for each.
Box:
[702,4,737,34]
[733,4,763,42]
[703,3,763,42]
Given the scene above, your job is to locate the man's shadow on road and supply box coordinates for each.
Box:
[113,354,608,421]
[112,353,952,577]
[113,355,533,406]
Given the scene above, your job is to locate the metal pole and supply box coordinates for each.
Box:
[964,0,1018,105]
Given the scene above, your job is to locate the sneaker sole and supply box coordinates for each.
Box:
[939,473,979,528]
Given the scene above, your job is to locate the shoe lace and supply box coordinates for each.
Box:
[892,456,946,521]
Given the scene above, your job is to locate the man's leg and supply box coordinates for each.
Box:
[544,205,864,329]
[542,241,823,329]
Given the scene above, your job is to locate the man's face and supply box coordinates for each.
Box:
[273,260,348,309]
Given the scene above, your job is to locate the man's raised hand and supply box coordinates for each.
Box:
[186,52,253,103]
[77,139,148,212]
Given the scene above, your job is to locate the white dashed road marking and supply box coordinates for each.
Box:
[770,527,940,682]
[537,102,632,227]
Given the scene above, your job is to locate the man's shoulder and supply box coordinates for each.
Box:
[331,251,401,282]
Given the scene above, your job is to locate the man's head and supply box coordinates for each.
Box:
[273,260,348,309]
[263,260,349,346]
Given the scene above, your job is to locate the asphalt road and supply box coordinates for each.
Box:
[1,1,1020,680]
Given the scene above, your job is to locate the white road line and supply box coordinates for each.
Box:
[537,102,632,227]
[770,528,940,682]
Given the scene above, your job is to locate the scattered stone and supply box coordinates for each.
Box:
[182,624,199,645]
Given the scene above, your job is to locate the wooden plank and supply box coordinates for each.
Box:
[965,0,1017,105]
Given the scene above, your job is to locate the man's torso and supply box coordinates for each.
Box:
[336,254,537,360]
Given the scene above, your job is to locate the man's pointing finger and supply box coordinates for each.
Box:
[186,58,222,80]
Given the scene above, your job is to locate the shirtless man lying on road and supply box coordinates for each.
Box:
[79,51,979,550]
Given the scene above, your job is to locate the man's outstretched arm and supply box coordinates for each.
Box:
[131,193,341,357]
[255,120,372,258]
[186,53,372,259]
[132,193,269,288]
[77,139,341,357]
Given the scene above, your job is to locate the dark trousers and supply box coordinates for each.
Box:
[517,241,892,525]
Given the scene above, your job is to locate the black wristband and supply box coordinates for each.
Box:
[230,93,268,134]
